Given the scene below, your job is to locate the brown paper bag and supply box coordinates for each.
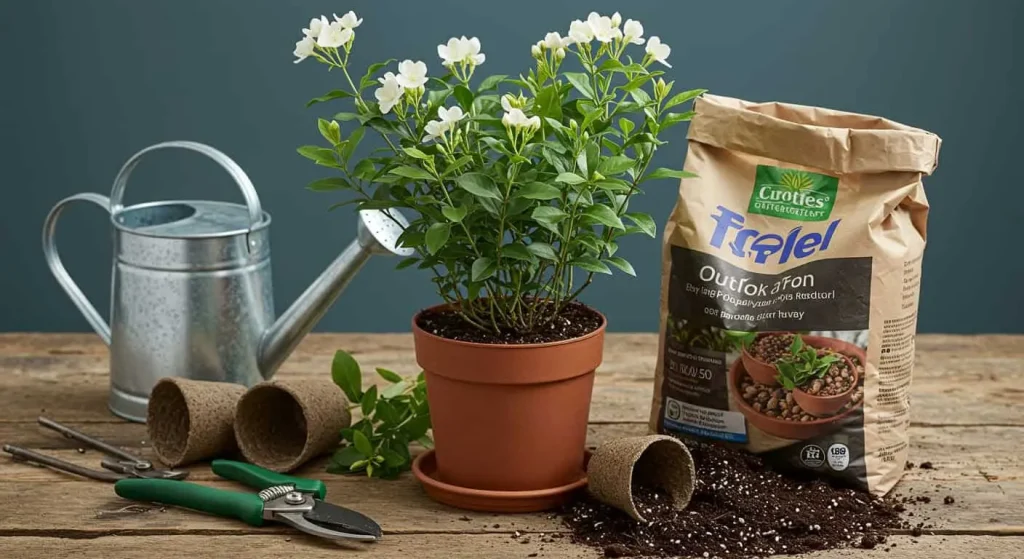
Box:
[649,94,941,495]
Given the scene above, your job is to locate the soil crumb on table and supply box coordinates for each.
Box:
[561,440,907,558]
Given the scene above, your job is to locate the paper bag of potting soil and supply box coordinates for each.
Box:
[649,94,941,495]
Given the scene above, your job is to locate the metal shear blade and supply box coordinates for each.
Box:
[263,491,381,542]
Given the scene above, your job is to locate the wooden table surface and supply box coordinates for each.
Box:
[0,333,1022,558]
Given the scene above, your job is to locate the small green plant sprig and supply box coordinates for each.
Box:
[666,318,755,352]
[774,336,841,391]
[328,350,432,479]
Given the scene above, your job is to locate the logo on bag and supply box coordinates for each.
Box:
[748,165,839,222]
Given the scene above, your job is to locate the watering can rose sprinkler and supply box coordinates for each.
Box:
[42,141,413,422]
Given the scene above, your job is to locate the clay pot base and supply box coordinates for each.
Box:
[412,449,590,513]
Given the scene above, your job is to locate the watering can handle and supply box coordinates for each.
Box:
[108,141,264,231]
[42,193,113,345]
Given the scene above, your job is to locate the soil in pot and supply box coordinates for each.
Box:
[740,373,864,423]
[739,332,795,385]
[561,440,908,558]
[416,300,603,344]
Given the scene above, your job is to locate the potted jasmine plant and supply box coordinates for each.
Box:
[294,9,702,510]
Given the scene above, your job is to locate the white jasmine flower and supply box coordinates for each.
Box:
[333,11,363,29]
[568,19,594,44]
[374,72,404,114]
[531,43,543,58]
[437,105,466,126]
[502,108,529,128]
[501,94,515,112]
[526,115,541,131]
[610,12,622,28]
[645,36,672,67]
[554,47,566,60]
[396,60,428,89]
[623,19,645,45]
[303,16,327,39]
[437,36,485,67]
[543,32,571,49]
[587,12,621,43]
[422,120,447,143]
[317,21,353,48]
[293,36,315,64]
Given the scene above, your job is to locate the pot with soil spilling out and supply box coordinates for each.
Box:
[740,331,796,385]
[413,303,605,510]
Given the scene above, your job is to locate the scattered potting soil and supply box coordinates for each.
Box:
[561,440,907,558]
[739,374,865,422]
[415,301,602,344]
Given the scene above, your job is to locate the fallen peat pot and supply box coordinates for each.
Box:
[586,435,696,522]
[412,304,605,512]
[793,352,860,417]
[739,331,793,386]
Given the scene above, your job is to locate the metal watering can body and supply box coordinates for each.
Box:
[43,141,410,422]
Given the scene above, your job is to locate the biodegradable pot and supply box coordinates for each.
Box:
[586,435,696,522]
[793,353,860,417]
[147,377,246,467]
[412,304,605,497]
[234,379,351,473]
[739,331,793,386]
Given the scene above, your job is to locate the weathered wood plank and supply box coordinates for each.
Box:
[0,473,1017,534]
[2,424,1019,483]
[1,534,1022,559]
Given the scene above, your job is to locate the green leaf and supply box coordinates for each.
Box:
[574,256,612,274]
[353,159,376,180]
[606,241,619,256]
[382,381,409,399]
[471,257,497,281]
[534,86,563,119]
[564,72,595,100]
[306,89,353,107]
[380,448,407,468]
[453,85,474,110]
[664,88,707,110]
[297,146,338,167]
[502,243,534,262]
[517,182,561,200]
[527,242,558,261]
[389,165,435,181]
[328,446,365,473]
[318,119,340,144]
[360,385,378,416]
[595,179,632,193]
[425,223,451,255]
[624,212,656,237]
[598,155,634,176]
[340,127,365,162]
[376,368,403,383]
[478,74,507,91]
[331,350,362,403]
[531,206,568,231]
[396,257,419,270]
[441,205,468,223]
[605,256,636,276]
[555,172,586,185]
[306,177,350,192]
[661,111,695,130]
[644,167,698,182]
[359,59,396,90]
[352,430,373,457]
[455,173,502,199]
[403,147,430,160]
[618,117,635,136]
[629,88,652,105]
[583,205,625,230]
[622,74,654,92]
[332,112,361,122]
[598,59,625,72]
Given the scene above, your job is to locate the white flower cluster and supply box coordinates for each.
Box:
[293,11,363,63]
[375,60,429,114]
[501,94,540,132]
[560,11,671,67]
[423,106,467,143]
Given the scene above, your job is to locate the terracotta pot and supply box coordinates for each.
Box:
[729,356,862,441]
[412,304,605,494]
[739,331,793,386]
[793,353,860,417]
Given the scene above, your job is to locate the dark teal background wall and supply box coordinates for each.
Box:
[1,1,1020,333]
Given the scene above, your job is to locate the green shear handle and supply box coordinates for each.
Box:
[113,460,327,526]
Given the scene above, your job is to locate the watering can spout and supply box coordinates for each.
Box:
[258,209,413,377]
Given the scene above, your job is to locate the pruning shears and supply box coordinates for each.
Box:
[114,459,382,543]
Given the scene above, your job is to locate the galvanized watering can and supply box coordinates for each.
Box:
[43,141,411,422]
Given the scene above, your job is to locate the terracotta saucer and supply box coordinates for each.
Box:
[412,449,590,513]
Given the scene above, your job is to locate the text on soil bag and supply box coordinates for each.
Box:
[710,206,840,265]
[747,165,839,222]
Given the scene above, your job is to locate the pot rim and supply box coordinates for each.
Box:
[411,302,607,350]
[794,352,860,401]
